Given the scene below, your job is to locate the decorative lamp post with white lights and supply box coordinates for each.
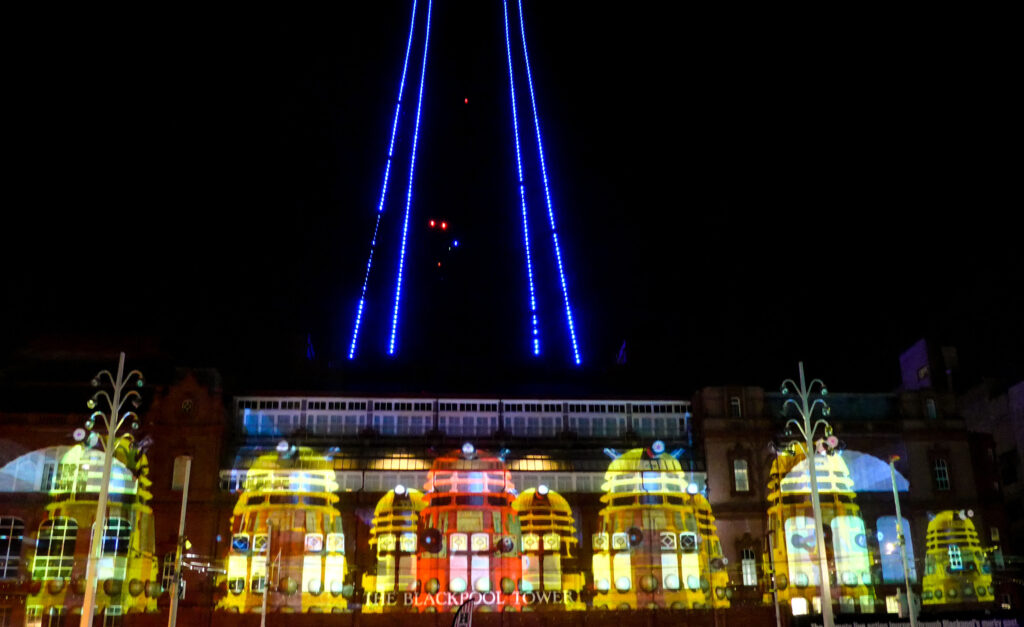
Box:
[780,361,836,627]
[79,352,145,627]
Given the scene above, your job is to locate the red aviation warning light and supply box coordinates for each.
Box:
[429,219,436,228]
[464,97,468,104]
[440,221,448,230]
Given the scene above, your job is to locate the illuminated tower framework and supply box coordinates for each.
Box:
[592,447,731,610]
[765,451,876,616]
[219,448,348,614]
[347,0,582,365]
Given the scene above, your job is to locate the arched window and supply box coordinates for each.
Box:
[876,516,917,583]
[0,517,25,579]
[99,517,131,580]
[733,459,750,492]
[32,518,77,580]
[741,548,757,586]
[102,605,122,627]
[103,518,131,556]
[43,606,66,627]
[934,458,950,491]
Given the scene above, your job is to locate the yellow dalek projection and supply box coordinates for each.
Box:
[218,445,348,613]
[27,441,160,618]
[363,485,427,612]
[921,510,994,606]
[592,442,731,610]
[765,449,875,615]
[512,485,584,609]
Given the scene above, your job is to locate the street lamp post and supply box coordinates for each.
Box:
[80,352,145,627]
[260,520,271,627]
[888,456,917,627]
[167,456,192,627]
[780,361,835,627]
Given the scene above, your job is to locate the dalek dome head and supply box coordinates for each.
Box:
[374,485,426,518]
[926,509,980,541]
[426,446,514,495]
[512,485,572,514]
[50,444,140,497]
[513,486,577,541]
[776,450,855,495]
[603,447,689,494]
[243,447,340,495]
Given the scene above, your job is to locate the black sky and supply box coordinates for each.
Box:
[4,4,1020,394]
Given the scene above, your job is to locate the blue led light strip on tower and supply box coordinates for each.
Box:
[388,0,433,356]
[502,0,541,356]
[347,0,420,360]
[515,0,582,365]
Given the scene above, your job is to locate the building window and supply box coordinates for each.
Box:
[40,464,56,491]
[876,516,917,583]
[103,518,131,555]
[100,518,131,580]
[42,608,65,627]
[0,517,25,579]
[733,459,750,492]
[729,397,742,418]
[934,458,950,491]
[885,595,900,614]
[991,527,1000,542]
[925,398,937,419]
[999,450,1019,486]
[32,518,77,580]
[993,547,1005,569]
[102,606,122,627]
[741,549,757,586]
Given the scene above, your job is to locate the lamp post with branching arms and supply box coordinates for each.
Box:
[780,361,836,627]
[888,455,917,627]
[80,352,144,627]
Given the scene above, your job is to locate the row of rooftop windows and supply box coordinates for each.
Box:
[237,399,690,415]
[240,413,683,439]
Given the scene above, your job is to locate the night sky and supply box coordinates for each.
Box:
[4,4,1020,394]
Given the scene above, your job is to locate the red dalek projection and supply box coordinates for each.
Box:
[414,443,523,612]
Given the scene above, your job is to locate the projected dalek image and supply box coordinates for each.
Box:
[27,442,160,616]
[413,443,523,611]
[512,486,585,609]
[363,486,426,612]
[921,510,994,606]
[765,450,876,615]
[592,444,731,610]
[219,446,348,613]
